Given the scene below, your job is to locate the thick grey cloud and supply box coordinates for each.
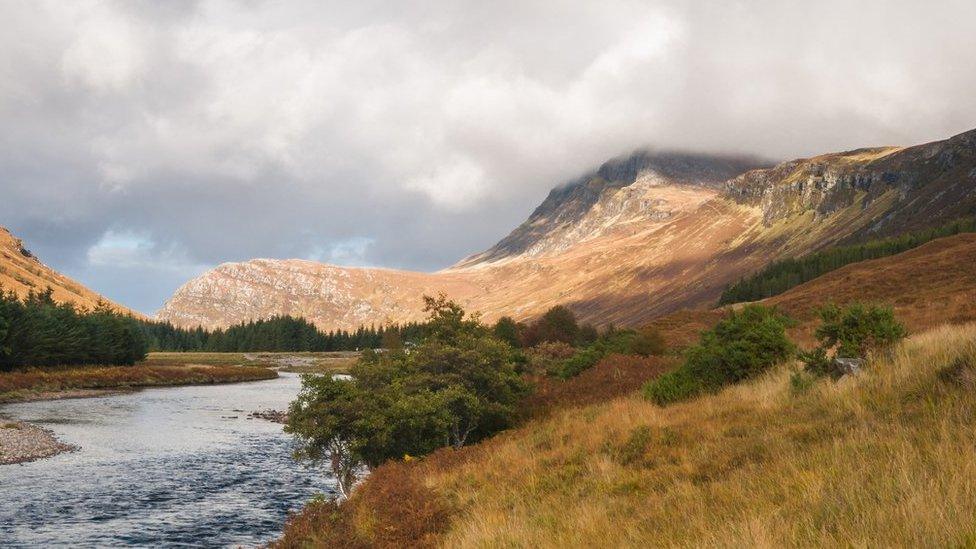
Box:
[1,0,974,314]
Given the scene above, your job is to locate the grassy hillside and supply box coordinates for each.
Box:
[718,216,976,305]
[646,232,976,350]
[0,226,139,317]
[275,231,976,548]
[280,322,976,547]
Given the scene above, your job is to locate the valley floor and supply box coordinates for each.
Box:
[278,322,976,547]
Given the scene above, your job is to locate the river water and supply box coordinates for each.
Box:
[0,373,336,548]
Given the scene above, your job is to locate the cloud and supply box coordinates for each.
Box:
[0,0,974,314]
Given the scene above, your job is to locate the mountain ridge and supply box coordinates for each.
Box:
[156,128,976,331]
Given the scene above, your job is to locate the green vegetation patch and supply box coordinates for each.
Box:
[719,216,976,305]
[644,304,795,405]
[286,295,529,498]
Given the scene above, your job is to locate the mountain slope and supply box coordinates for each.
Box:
[277,232,976,547]
[157,128,976,331]
[0,227,139,316]
[647,231,976,349]
[457,151,768,265]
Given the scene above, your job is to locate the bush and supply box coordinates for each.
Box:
[524,341,575,375]
[643,367,702,405]
[492,316,522,348]
[629,327,667,357]
[553,347,605,379]
[800,303,907,378]
[521,306,580,347]
[798,346,832,377]
[789,369,816,396]
[814,303,906,359]
[643,305,794,406]
[547,329,657,379]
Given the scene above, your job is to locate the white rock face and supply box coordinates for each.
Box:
[157,259,444,331]
[515,170,711,258]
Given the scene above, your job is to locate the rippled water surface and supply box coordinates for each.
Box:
[0,373,335,548]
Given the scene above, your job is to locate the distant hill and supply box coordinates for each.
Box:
[157,128,976,331]
[0,226,139,317]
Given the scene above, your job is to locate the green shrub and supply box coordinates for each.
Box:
[800,303,907,379]
[522,306,580,347]
[798,346,832,377]
[643,367,703,405]
[548,328,656,379]
[789,369,816,396]
[643,305,795,406]
[553,346,605,379]
[814,303,907,359]
[492,316,522,348]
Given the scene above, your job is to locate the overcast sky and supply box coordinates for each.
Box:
[1,0,974,314]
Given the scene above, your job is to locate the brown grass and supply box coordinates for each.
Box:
[273,460,453,549]
[520,354,675,418]
[278,322,976,547]
[423,322,976,547]
[144,351,359,374]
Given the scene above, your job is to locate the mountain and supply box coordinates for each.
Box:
[457,151,767,265]
[156,128,976,331]
[0,226,139,316]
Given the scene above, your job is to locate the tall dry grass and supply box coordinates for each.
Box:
[420,322,976,547]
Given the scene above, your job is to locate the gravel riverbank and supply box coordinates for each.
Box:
[0,420,77,465]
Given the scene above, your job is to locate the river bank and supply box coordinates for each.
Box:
[0,363,279,404]
[0,420,77,464]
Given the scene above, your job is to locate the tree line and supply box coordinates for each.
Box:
[719,216,976,305]
[0,288,147,371]
[138,316,429,353]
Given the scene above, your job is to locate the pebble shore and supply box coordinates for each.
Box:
[0,421,77,465]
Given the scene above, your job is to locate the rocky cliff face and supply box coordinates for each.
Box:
[725,128,976,237]
[0,227,139,316]
[157,128,976,331]
[158,259,476,330]
[459,151,768,265]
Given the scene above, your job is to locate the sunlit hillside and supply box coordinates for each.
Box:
[278,321,976,547]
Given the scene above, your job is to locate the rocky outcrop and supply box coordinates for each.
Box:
[459,151,768,265]
[725,128,976,239]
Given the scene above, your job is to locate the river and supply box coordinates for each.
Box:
[0,373,335,548]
